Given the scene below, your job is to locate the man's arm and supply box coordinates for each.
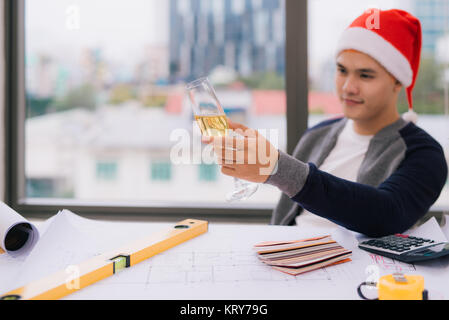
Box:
[208,120,447,237]
[266,148,448,237]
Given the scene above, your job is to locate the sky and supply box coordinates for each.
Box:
[25,0,413,70]
[308,0,411,69]
[26,0,169,65]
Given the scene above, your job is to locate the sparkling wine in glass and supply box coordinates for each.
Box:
[186,77,259,202]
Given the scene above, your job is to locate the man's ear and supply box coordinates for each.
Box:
[394,80,403,93]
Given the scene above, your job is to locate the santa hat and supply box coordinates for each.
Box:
[335,9,422,123]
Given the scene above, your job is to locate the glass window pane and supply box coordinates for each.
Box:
[308,0,449,208]
[198,164,218,182]
[96,161,118,181]
[25,0,286,206]
[151,161,172,181]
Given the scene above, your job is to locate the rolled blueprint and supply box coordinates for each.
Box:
[0,202,39,256]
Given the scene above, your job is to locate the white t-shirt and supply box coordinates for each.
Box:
[295,119,374,229]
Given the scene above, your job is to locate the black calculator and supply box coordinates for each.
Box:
[358,234,449,263]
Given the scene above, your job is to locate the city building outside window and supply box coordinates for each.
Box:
[198,164,217,182]
[151,161,172,182]
[96,161,118,181]
[23,0,287,208]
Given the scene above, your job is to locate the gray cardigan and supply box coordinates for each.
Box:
[266,117,447,236]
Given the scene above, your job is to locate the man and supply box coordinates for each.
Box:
[206,9,448,237]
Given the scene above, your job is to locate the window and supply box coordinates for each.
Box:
[26,178,71,198]
[308,0,449,209]
[96,161,118,181]
[6,0,446,219]
[6,1,305,218]
[151,161,172,182]
[198,164,217,182]
[10,0,290,215]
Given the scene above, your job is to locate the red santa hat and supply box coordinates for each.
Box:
[335,8,422,123]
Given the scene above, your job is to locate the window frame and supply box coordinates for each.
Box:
[4,0,309,221]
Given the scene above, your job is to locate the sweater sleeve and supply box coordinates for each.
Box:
[266,146,448,237]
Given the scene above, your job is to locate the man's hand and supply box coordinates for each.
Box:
[202,120,279,184]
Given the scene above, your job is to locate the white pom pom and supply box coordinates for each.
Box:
[402,109,418,124]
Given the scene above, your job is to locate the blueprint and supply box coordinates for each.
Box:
[1,210,448,300]
[0,202,39,257]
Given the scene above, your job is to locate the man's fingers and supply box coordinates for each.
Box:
[202,136,213,144]
[214,144,248,165]
[221,166,236,177]
[228,121,257,138]
[228,120,248,131]
[213,137,246,150]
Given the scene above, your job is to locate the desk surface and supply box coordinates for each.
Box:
[2,212,449,300]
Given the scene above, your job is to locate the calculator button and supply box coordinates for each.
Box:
[395,234,409,238]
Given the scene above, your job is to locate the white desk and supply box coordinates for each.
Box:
[1,211,449,300]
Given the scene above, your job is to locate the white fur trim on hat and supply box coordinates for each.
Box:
[402,109,418,123]
[335,27,413,87]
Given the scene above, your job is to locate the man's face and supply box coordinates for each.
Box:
[335,50,401,122]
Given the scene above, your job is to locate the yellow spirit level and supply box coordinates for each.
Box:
[0,219,208,300]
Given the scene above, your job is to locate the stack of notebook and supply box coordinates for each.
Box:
[254,235,352,276]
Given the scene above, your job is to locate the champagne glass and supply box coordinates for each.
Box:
[186,77,259,202]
